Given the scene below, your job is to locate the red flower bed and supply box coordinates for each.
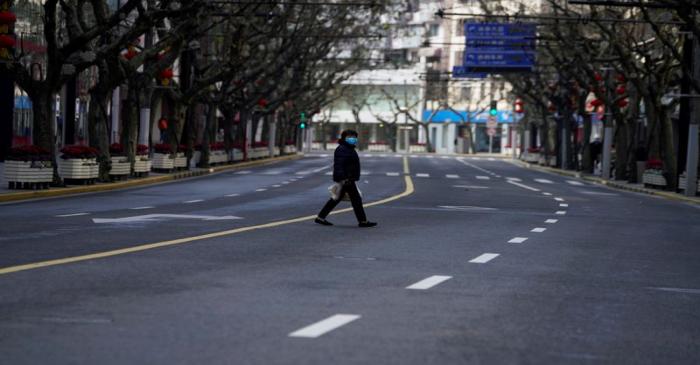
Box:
[646,158,663,170]
[109,143,125,155]
[136,144,149,155]
[528,147,541,153]
[60,145,99,159]
[7,145,51,162]
[177,144,187,153]
[154,143,172,154]
[253,141,268,148]
[211,142,226,151]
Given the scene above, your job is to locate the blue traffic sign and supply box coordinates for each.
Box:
[451,66,487,79]
[463,22,537,72]
[464,51,535,69]
[466,23,536,39]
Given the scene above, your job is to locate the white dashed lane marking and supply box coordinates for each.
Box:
[507,177,522,182]
[225,193,240,197]
[235,170,251,175]
[531,227,547,233]
[386,172,400,177]
[508,237,528,243]
[535,179,554,184]
[416,173,430,178]
[476,176,490,180]
[542,192,553,196]
[129,206,154,210]
[446,174,459,179]
[256,188,268,192]
[184,200,204,204]
[406,275,452,290]
[272,185,282,188]
[507,181,540,192]
[289,314,361,338]
[566,180,585,186]
[56,213,89,217]
[469,253,500,264]
[559,203,569,207]
[555,211,567,215]
[545,219,558,224]
[555,197,565,202]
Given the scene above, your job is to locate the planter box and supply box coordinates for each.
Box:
[134,156,151,173]
[231,149,244,161]
[524,152,539,163]
[110,156,130,176]
[4,160,53,188]
[643,170,667,187]
[152,153,174,170]
[678,175,700,192]
[58,158,99,180]
[368,143,390,152]
[409,145,426,153]
[273,147,280,156]
[174,152,187,168]
[209,151,228,164]
[283,145,297,154]
[191,151,201,166]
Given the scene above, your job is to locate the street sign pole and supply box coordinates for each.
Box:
[686,30,699,196]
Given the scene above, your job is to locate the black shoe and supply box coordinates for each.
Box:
[315,217,333,226]
[358,221,377,228]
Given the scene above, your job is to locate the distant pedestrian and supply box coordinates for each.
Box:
[315,130,377,228]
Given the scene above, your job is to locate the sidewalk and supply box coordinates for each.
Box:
[0,154,302,203]
[513,160,700,205]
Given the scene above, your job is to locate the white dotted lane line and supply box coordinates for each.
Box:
[416,173,430,178]
[555,211,567,215]
[542,192,553,196]
[255,188,267,192]
[183,199,204,204]
[386,172,400,177]
[129,206,154,210]
[225,193,240,197]
[406,275,452,290]
[476,175,490,180]
[545,219,558,224]
[56,212,89,217]
[445,174,460,179]
[289,314,361,338]
[508,237,528,243]
[531,227,547,233]
[559,203,569,207]
[469,253,500,264]
[554,197,565,202]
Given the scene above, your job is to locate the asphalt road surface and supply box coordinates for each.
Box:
[1,153,699,364]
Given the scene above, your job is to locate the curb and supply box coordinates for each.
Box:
[512,159,700,205]
[0,154,303,204]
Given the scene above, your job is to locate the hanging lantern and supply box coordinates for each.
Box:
[594,72,603,82]
[0,34,15,48]
[257,98,268,108]
[124,45,138,60]
[615,85,626,95]
[617,99,629,108]
[160,68,174,86]
[0,11,16,33]
[590,99,604,107]
[514,99,524,113]
[616,74,626,83]
[158,118,168,131]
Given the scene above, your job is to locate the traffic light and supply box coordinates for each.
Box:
[300,112,306,129]
[489,101,498,116]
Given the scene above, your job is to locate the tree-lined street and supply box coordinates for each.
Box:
[1,154,699,364]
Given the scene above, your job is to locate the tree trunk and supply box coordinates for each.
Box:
[582,113,593,173]
[614,117,629,181]
[88,89,113,181]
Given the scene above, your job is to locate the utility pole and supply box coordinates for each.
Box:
[685,30,699,197]
[0,0,15,161]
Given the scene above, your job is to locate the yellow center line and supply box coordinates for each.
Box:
[0,157,414,276]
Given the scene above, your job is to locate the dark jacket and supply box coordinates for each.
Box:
[332,140,361,182]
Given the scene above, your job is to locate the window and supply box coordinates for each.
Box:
[429,24,440,38]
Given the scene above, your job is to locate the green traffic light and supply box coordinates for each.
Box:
[300,122,306,129]
[489,109,497,116]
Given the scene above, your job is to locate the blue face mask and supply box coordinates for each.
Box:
[345,137,358,146]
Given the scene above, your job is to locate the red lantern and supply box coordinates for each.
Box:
[615,85,626,95]
[594,72,603,82]
[158,118,168,130]
[514,99,524,113]
[616,74,626,83]
[0,11,17,24]
[590,99,604,107]
[160,68,174,80]
[617,99,629,108]
[124,46,138,60]
[0,34,15,48]
[257,98,268,108]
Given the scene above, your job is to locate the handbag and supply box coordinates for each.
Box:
[328,181,362,201]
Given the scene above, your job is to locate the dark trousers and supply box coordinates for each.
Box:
[318,181,367,223]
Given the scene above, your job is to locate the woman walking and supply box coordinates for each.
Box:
[315,130,377,228]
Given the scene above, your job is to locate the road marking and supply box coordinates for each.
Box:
[386,172,400,177]
[281,181,291,184]
[452,185,489,189]
[256,188,267,192]
[507,181,540,192]
[472,157,482,160]
[56,213,89,217]
[261,170,282,175]
[488,158,496,161]
[426,155,435,159]
[555,211,567,215]
[362,154,372,158]
[469,253,499,264]
[476,175,490,180]
[0,158,415,276]
[272,185,282,188]
[361,170,371,175]
[566,180,585,186]
[506,177,522,182]
[438,205,497,211]
[531,227,547,233]
[581,190,620,196]
[225,193,240,197]
[559,203,569,207]
[545,219,558,224]
[410,155,419,158]
[446,174,459,179]
[647,287,700,295]
[235,170,251,174]
[416,173,430,178]
[379,154,388,157]
[441,156,450,159]
[542,192,553,196]
[554,197,565,202]
[184,199,204,204]
[406,275,452,290]
[289,314,361,338]
[508,237,528,243]
[92,214,242,224]
[535,178,554,184]
[325,171,333,175]
[290,179,298,182]
[129,206,154,210]
[494,175,502,178]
